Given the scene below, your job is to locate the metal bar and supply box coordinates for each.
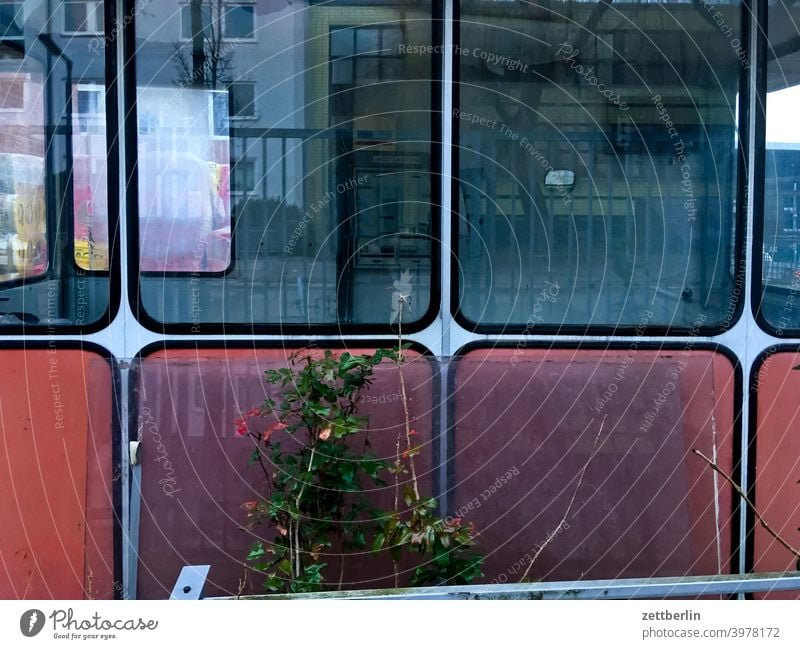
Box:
[587,142,595,316]
[436,0,456,515]
[128,441,143,600]
[230,571,800,600]
[119,363,134,599]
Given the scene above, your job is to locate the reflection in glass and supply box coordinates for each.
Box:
[136,1,433,327]
[73,82,109,272]
[457,0,742,330]
[0,1,109,327]
[137,87,231,273]
[762,1,800,331]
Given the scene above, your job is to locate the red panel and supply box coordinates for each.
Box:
[136,347,433,598]
[0,349,114,599]
[453,348,736,586]
[753,351,800,599]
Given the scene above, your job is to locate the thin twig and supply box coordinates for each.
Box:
[692,449,800,562]
[236,560,249,599]
[391,289,418,587]
[395,291,420,501]
[392,425,402,588]
[292,444,317,579]
[519,416,607,583]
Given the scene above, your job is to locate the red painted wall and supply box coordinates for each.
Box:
[753,352,800,599]
[452,349,736,585]
[135,347,433,598]
[0,349,114,599]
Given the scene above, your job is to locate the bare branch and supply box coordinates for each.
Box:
[519,416,607,582]
[692,449,800,564]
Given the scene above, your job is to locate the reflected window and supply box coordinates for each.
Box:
[761,1,800,332]
[228,80,255,118]
[0,1,24,56]
[180,2,212,40]
[224,4,254,40]
[456,0,743,331]
[135,1,434,329]
[63,1,103,35]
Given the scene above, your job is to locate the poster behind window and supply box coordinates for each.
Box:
[137,86,231,273]
[73,83,110,271]
[0,73,47,283]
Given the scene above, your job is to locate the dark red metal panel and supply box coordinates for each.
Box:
[753,351,800,599]
[0,350,114,599]
[452,349,736,586]
[135,348,433,598]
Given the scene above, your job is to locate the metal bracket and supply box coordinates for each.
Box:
[129,441,142,466]
[170,565,211,600]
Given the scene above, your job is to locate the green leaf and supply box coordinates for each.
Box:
[264,574,283,592]
[308,404,331,417]
[351,528,366,549]
[247,542,266,561]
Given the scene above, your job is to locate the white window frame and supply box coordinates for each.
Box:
[62,1,104,36]
[73,82,106,133]
[0,1,25,52]
[222,2,255,42]
[0,72,29,113]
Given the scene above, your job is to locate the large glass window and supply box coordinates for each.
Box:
[761,0,800,333]
[456,0,742,331]
[0,1,110,328]
[135,0,434,329]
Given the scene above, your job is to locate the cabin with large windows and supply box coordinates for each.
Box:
[0,0,798,600]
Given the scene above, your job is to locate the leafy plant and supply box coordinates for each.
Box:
[235,347,483,593]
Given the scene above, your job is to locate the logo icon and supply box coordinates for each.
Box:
[20,609,45,637]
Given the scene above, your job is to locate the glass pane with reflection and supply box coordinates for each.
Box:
[0,0,110,328]
[456,0,743,331]
[135,1,434,328]
[761,0,800,333]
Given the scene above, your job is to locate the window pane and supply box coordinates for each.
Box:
[135,1,434,328]
[228,81,254,117]
[761,1,800,332]
[355,27,380,54]
[329,28,352,58]
[181,3,211,40]
[456,1,742,330]
[0,1,109,328]
[224,5,253,39]
[64,2,88,32]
